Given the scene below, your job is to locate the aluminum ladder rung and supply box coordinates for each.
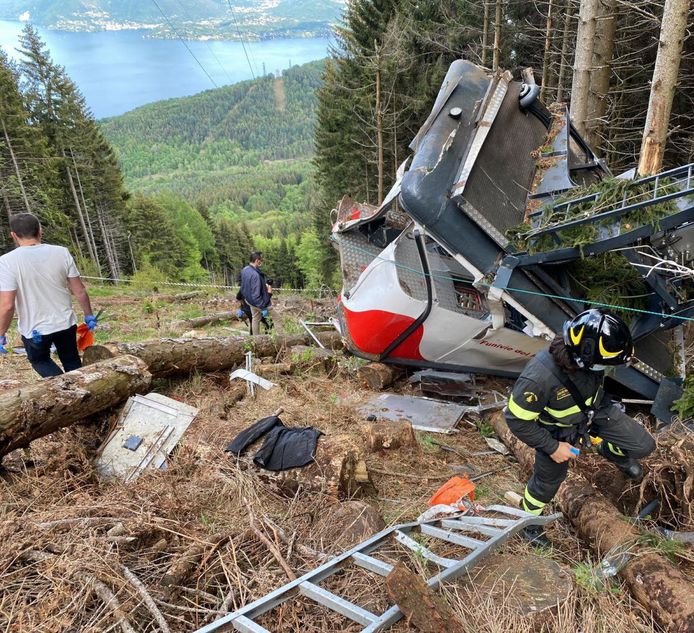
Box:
[394,530,457,568]
[485,504,536,518]
[440,519,504,537]
[419,524,485,549]
[233,615,270,633]
[299,581,377,626]
[352,552,394,577]
[452,516,517,528]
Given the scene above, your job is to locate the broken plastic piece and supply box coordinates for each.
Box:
[229,368,275,391]
[122,435,143,451]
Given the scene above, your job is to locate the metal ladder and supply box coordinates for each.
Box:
[195,505,561,633]
[525,162,694,244]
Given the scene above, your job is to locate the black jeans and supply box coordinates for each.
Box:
[21,324,82,378]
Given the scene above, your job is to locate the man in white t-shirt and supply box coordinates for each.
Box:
[0,213,97,377]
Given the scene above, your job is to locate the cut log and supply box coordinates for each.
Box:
[254,362,293,377]
[84,331,343,378]
[489,412,694,633]
[0,355,151,458]
[170,311,241,330]
[357,362,398,390]
[385,563,462,633]
[366,419,416,452]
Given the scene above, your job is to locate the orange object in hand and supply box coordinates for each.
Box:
[76,323,94,351]
[428,476,476,507]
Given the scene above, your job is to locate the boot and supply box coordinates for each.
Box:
[597,441,643,480]
[520,524,551,549]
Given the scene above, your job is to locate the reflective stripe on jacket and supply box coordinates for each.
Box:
[504,349,603,455]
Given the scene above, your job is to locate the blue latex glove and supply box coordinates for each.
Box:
[31,329,42,344]
[261,308,269,318]
[85,315,98,331]
[0,335,7,354]
[235,309,245,318]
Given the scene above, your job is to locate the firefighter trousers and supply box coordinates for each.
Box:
[522,405,656,515]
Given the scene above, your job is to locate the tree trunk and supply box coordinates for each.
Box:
[481,0,490,66]
[63,151,99,268]
[586,0,617,152]
[357,362,398,390]
[493,0,503,71]
[570,0,599,136]
[1,117,31,214]
[169,311,241,330]
[83,331,343,378]
[489,412,694,633]
[375,42,384,205]
[71,150,100,271]
[0,355,151,458]
[540,0,555,102]
[556,0,575,102]
[637,0,690,176]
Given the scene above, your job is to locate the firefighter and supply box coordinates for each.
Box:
[504,309,656,546]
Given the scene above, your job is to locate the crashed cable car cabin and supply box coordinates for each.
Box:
[332,60,694,407]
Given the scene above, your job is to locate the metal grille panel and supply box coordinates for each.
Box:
[336,232,383,294]
[463,82,547,235]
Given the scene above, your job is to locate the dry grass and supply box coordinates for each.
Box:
[0,290,687,632]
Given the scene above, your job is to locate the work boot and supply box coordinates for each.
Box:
[597,442,643,480]
[520,524,551,549]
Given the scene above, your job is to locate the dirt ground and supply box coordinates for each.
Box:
[0,284,691,632]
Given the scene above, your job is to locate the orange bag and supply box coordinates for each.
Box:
[428,476,476,507]
[76,323,94,351]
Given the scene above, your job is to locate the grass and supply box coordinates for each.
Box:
[637,531,688,563]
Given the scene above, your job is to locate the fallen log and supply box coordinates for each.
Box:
[84,331,343,378]
[489,411,694,633]
[254,362,293,377]
[385,563,462,632]
[0,355,151,458]
[170,311,241,330]
[357,362,399,390]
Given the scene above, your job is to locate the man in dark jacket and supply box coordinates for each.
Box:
[239,252,272,335]
[505,309,656,545]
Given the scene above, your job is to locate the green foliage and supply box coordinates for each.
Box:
[673,374,694,420]
[295,229,325,288]
[476,420,494,438]
[129,261,171,291]
[637,531,687,563]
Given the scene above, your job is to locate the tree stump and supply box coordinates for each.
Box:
[357,362,398,390]
[315,500,385,551]
[366,419,416,452]
[386,563,462,633]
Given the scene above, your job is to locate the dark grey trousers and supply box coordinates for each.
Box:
[527,405,656,505]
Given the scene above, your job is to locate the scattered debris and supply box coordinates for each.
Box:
[358,393,468,434]
[229,368,275,392]
[95,393,198,482]
[484,437,510,455]
[409,369,475,398]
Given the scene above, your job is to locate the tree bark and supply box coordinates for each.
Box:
[570,0,599,137]
[375,42,384,205]
[357,362,398,390]
[489,412,694,633]
[0,355,151,458]
[386,563,462,632]
[63,150,99,269]
[556,0,575,102]
[83,331,343,378]
[481,0,490,66]
[637,0,690,176]
[493,0,503,71]
[586,0,617,152]
[540,0,555,102]
[366,419,416,452]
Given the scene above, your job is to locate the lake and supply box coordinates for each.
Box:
[0,19,330,118]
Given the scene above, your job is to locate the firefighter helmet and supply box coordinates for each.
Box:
[562,309,633,368]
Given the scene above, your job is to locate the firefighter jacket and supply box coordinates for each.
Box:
[504,349,604,456]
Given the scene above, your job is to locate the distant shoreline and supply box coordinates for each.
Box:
[0,18,336,42]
